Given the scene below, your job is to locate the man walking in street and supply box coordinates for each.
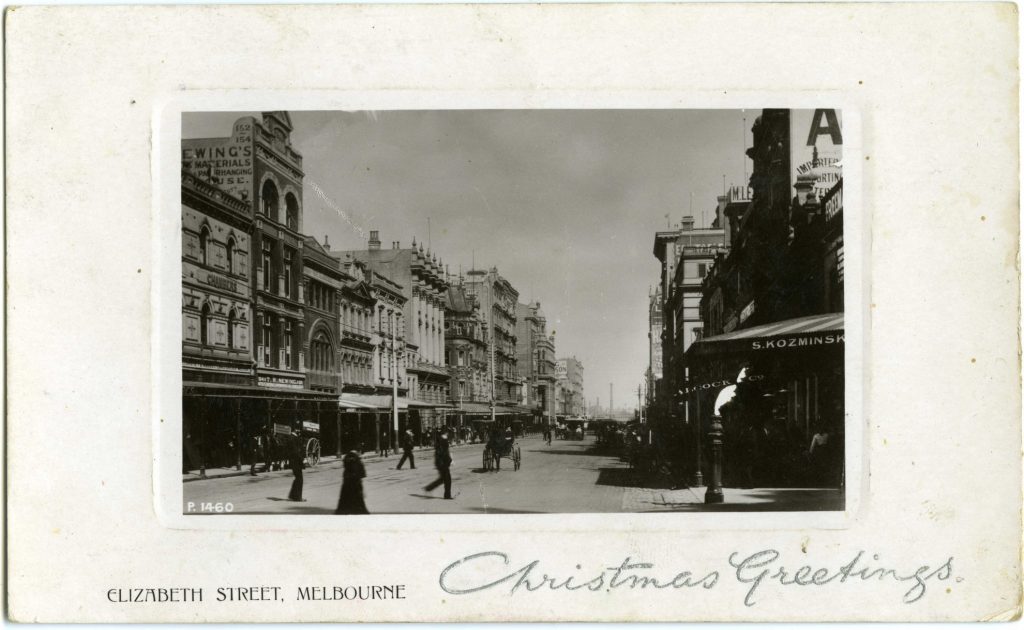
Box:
[424,430,453,499]
[396,429,416,470]
[381,430,390,458]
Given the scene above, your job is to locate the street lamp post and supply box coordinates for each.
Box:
[704,412,724,503]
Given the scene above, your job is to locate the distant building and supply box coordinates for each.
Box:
[445,282,493,420]
[516,301,557,424]
[556,356,585,417]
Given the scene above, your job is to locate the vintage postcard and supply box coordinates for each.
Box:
[6,3,1020,623]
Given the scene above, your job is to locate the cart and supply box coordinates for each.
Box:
[301,421,321,467]
[482,433,521,471]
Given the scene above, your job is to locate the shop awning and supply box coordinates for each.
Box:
[406,399,454,409]
[451,402,494,414]
[337,394,403,410]
[183,381,337,402]
[687,313,844,357]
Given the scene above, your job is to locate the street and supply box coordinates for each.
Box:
[183,434,844,514]
[186,434,667,514]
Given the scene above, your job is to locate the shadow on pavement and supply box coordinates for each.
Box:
[595,467,683,490]
[665,488,844,512]
[531,447,613,457]
[465,506,546,514]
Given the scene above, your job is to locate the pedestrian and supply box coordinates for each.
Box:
[424,430,453,499]
[249,434,260,476]
[396,429,416,470]
[287,431,305,502]
[335,451,369,514]
[381,430,390,458]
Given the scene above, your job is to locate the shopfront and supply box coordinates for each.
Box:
[684,312,844,489]
[182,383,337,474]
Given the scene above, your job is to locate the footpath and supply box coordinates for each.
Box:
[183,441,479,483]
[622,485,844,512]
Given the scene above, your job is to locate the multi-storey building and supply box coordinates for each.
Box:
[181,171,255,472]
[302,236,342,395]
[336,231,451,436]
[653,214,728,430]
[646,285,663,414]
[556,356,585,417]
[516,301,557,424]
[334,257,378,453]
[464,267,522,410]
[445,282,493,422]
[687,108,846,489]
[181,112,335,474]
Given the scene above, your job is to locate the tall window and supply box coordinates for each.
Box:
[261,241,272,291]
[283,249,293,298]
[200,304,211,346]
[199,228,210,266]
[227,309,236,349]
[285,193,299,231]
[261,180,278,219]
[262,317,272,366]
[226,238,235,274]
[284,320,293,369]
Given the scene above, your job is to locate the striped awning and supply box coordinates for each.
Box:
[688,313,844,356]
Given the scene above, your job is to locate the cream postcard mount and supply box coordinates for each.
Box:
[6,3,1021,623]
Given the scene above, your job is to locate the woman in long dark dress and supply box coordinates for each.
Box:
[336,451,369,514]
[287,432,305,501]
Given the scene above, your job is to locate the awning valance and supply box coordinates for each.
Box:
[183,381,337,402]
[687,313,844,357]
[337,394,402,410]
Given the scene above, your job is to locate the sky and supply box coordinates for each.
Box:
[184,109,753,411]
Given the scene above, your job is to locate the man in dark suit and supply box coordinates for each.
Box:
[396,429,416,470]
[424,430,453,499]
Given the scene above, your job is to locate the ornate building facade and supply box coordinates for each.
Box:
[464,267,522,409]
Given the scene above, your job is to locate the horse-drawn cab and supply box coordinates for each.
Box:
[482,427,521,471]
[267,421,321,469]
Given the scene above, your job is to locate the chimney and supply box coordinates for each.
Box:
[681,215,695,231]
[323,234,330,249]
[368,230,381,250]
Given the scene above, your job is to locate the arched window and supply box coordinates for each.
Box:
[226,238,235,274]
[261,179,279,219]
[227,309,236,349]
[200,303,211,346]
[199,227,210,266]
[285,193,299,231]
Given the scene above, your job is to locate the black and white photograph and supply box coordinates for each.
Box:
[180,108,847,515]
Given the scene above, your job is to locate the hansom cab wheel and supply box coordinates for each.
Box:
[483,447,491,471]
[513,445,521,471]
[305,438,321,467]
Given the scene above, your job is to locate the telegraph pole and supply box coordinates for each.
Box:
[391,310,399,451]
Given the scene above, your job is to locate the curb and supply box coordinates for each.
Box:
[183,441,486,483]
